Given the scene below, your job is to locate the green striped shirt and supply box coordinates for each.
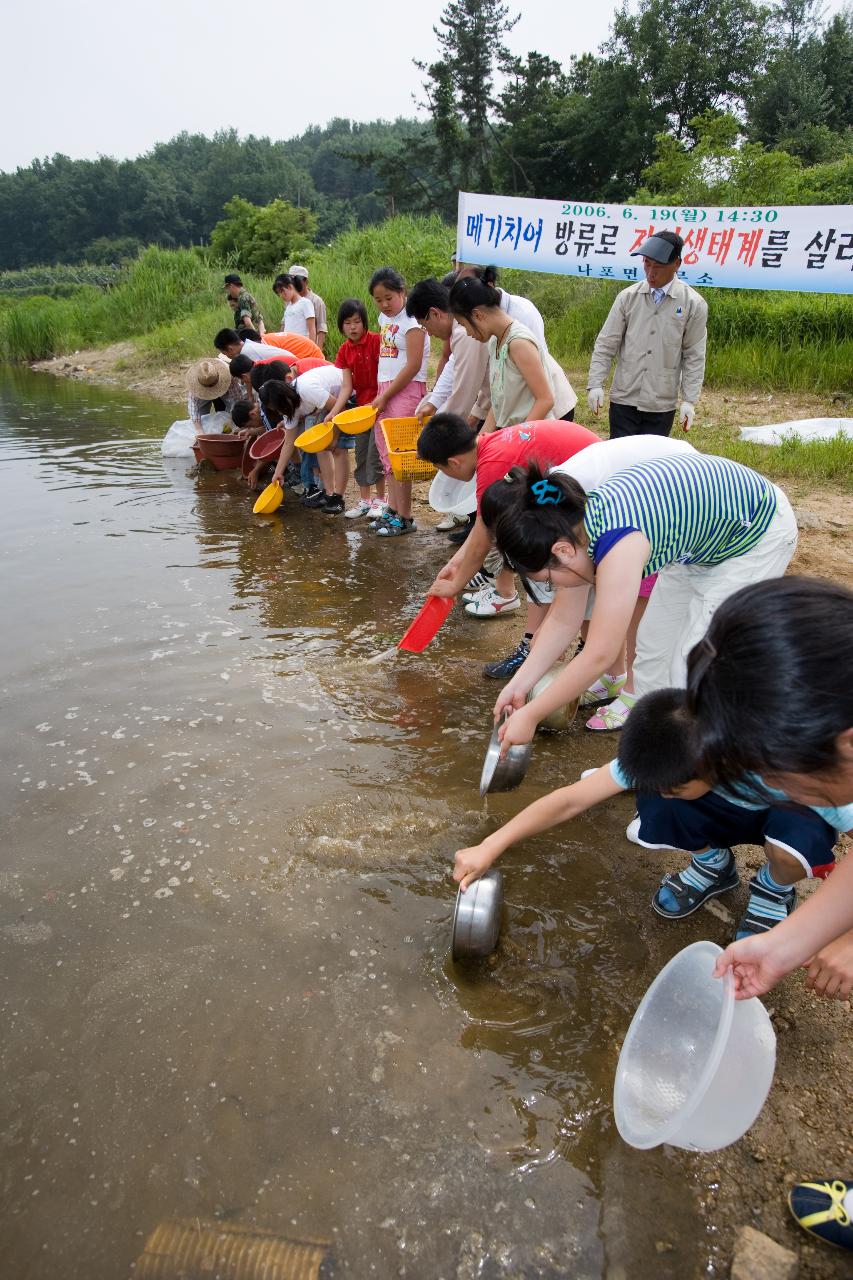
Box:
[583,454,778,574]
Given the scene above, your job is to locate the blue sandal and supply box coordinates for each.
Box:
[652,852,739,919]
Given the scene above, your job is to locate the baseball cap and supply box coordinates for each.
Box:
[630,233,683,264]
[288,264,309,278]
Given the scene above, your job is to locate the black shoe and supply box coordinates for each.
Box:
[323,494,345,515]
[447,514,476,544]
[302,487,328,509]
[482,638,531,680]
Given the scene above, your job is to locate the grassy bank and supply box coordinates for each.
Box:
[2,218,851,394]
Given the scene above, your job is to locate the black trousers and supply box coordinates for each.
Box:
[609,402,675,439]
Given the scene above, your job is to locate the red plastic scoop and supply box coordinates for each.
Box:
[397,595,455,652]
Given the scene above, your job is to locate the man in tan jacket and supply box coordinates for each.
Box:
[587,231,708,439]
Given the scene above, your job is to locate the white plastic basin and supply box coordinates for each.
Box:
[428,471,477,517]
[614,940,776,1152]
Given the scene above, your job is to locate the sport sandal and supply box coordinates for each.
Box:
[652,851,739,919]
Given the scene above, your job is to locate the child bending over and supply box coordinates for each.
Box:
[455,689,842,944]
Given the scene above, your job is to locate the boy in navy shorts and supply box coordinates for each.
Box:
[454,689,842,941]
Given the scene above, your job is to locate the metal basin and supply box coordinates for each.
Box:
[530,664,579,732]
[451,869,504,960]
[479,712,532,796]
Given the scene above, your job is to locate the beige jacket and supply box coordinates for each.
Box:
[587,278,708,411]
[423,320,491,419]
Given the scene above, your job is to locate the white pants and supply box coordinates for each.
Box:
[633,485,798,697]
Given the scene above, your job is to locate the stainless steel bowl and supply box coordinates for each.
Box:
[451,869,504,960]
[479,712,533,796]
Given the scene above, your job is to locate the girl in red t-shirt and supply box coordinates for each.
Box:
[326,299,386,520]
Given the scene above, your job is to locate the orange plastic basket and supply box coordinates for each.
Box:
[379,417,436,483]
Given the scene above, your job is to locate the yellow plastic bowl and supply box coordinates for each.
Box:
[294,421,334,453]
[332,405,377,434]
[252,481,283,514]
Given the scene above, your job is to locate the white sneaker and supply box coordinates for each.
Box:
[462,570,495,601]
[368,498,388,518]
[436,512,469,532]
[345,498,372,519]
[464,587,521,618]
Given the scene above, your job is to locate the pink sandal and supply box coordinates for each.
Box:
[585,694,636,732]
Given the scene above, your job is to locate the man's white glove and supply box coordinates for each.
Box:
[680,401,695,432]
[587,387,605,416]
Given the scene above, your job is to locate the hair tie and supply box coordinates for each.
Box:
[531,478,562,506]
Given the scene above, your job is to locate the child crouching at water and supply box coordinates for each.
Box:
[368,267,429,537]
[455,689,841,943]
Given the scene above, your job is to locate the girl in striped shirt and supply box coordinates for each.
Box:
[489,450,798,755]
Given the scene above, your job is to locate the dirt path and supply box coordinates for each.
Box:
[28,343,853,1278]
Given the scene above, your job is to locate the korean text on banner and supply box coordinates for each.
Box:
[457,191,853,294]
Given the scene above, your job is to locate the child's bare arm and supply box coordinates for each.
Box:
[325,369,353,422]
[453,766,624,890]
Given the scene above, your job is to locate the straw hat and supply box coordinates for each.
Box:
[185,358,233,400]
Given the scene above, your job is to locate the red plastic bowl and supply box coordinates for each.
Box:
[398,595,455,652]
[249,427,285,461]
[195,433,245,471]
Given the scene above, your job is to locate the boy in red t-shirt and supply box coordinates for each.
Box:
[326,299,386,519]
[418,413,599,677]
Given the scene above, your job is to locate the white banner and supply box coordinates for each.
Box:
[457,191,853,294]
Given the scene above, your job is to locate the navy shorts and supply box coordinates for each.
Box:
[635,791,836,879]
[335,431,356,450]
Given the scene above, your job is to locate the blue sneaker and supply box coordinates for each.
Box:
[482,638,530,679]
[789,1180,853,1252]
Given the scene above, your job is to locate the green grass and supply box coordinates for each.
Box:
[2,217,851,410]
[687,423,853,492]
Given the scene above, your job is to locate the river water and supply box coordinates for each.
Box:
[0,368,716,1278]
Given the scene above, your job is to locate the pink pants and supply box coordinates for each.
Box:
[374,380,427,478]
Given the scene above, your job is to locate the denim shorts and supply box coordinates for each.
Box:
[335,431,356,450]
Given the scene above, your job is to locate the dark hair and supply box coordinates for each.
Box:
[687,576,853,788]
[456,263,499,287]
[491,461,586,570]
[229,355,254,377]
[617,689,705,794]
[406,278,451,321]
[224,273,242,286]
[273,274,290,292]
[231,400,255,429]
[337,298,368,330]
[441,270,458,289]
[655,230,684,262]
[448,275,501,320]
[251,361,291,392]
[291,274,309,297]
[369,266,406,295]
[259,379,301,422]
[213,327,240,351]
[237,327,262,342]
[416,413,477,464]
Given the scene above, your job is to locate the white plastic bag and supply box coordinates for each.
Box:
[738,417,853,446]
[161,411,232,458]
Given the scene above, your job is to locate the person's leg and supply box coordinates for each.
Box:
[585,587,652,730]
[353,433,372,503]
[608,402,642,440]
[636,408,676,437]
[333,446,350,496]
[637,791,754,918]
[736,808,837,940]
[315,450,334,495]
[370,420,396,527]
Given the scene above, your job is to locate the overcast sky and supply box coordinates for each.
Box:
[4,0,616,172]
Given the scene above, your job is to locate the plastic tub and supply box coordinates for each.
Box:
[194,434,245,471]
[379,417,436,483]
[249,427,285,461]
[428,471,478,517]
[614,940,776,1151]
[333,405,377,434]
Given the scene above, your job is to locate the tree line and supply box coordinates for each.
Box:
[0,0,850,271]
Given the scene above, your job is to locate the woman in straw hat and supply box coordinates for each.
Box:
[185,359,246,435]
